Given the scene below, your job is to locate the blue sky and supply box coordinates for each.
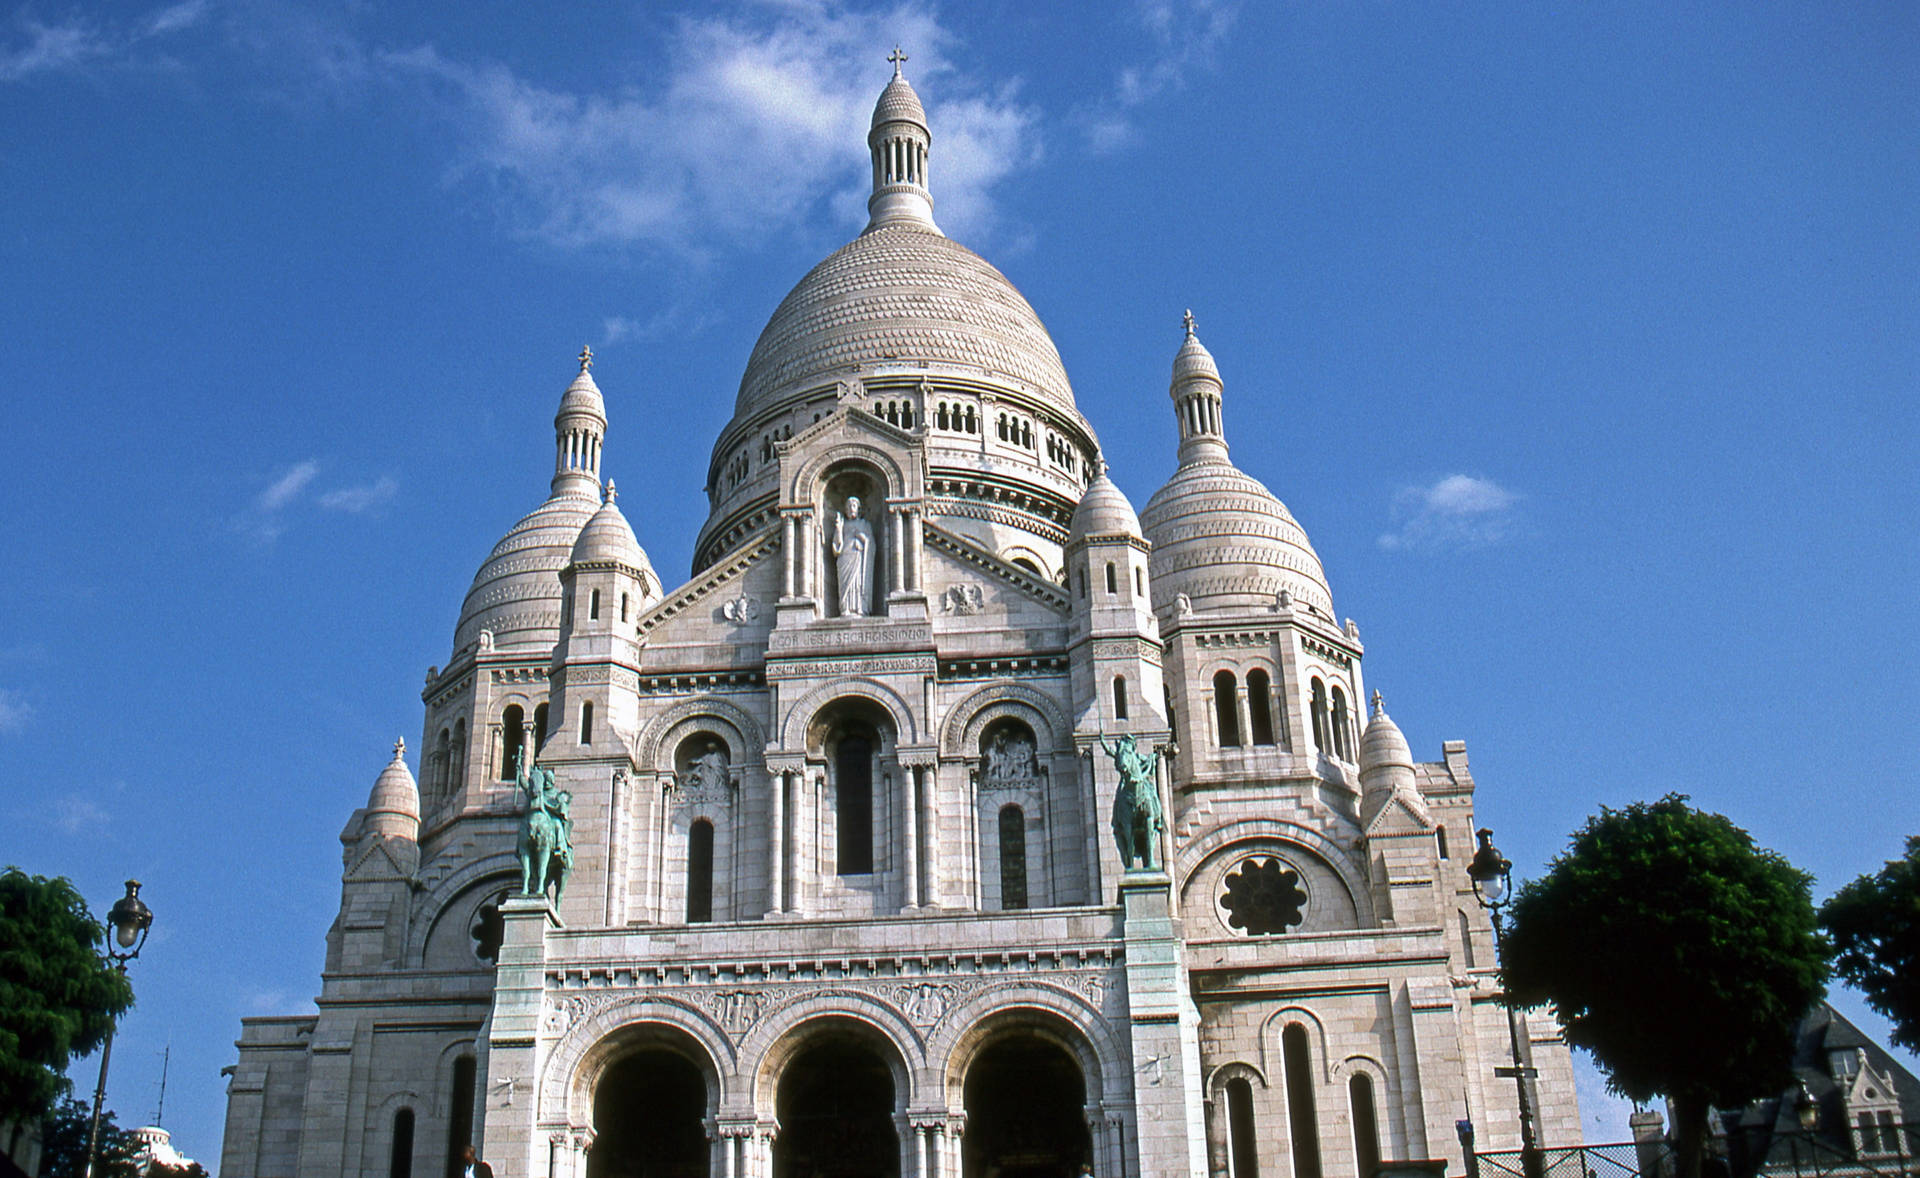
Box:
[2,0,1914,1163]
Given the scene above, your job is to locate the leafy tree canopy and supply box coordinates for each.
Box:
[1501,796,1828,1178]
[38,1095,139,1178]
[0,869,134,1122]
[1820,834,1920,1052]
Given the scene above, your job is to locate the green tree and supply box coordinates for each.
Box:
[0,869,134,1122]
[1820,835,1920,1051]
[38,1096,139,1178]
[1500,796,1828,1178]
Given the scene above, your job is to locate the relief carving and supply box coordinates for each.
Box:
[721,595,762,624]
[941,583,986,615]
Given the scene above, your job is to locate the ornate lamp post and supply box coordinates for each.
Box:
[85,880,154,1178]
[1468,829,1545,1178]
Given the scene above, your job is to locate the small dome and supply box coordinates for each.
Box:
[1172,328,1221,386]
[871,74,927,130]
[1142,462,1333,616]
[1359,696,1414,778]
[366,739,419,825]
[453,490,599,653]
[569,486,655,579]
[556,368,605,421]
[1069,469,1141,543]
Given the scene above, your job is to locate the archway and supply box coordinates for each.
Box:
[589,1048,709,1178]
[775,1034,899,1178]
[962,1034,1089,1178]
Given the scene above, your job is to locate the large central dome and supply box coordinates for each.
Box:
[735,222,1076,419]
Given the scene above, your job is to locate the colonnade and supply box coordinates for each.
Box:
[779,500,925,607]
[765,758,936,913]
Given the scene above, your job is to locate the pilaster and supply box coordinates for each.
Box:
[1118,870,1206,1177]
[481,896,557,1178]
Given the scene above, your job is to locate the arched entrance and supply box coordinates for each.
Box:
[589,1048,709,1178]
[962,1035,1089,1178]
[775,1033,899,1178]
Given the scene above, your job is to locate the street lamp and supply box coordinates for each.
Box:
[85,880,154,1178]
[1468,829,1545,1178]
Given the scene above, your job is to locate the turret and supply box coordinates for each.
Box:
[552,346,607,498]
[1358,692,1428,827]
[865,48,938,232]
[552,481,659,745]
[359,737,421,843]
[1170,310,1227,467]
[1067,467,1165,733]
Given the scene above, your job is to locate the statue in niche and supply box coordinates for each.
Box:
[1099,730,1166,872]
[832,494,876,616]
[678,739,731,797]
[513,743,574,901]
[983,729,1039,787]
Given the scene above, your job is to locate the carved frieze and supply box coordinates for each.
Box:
[940,583,986,615]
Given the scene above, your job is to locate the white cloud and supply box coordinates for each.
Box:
[0,688,30,733]
[0,1,208,82]
[1082,0,1240,154]
[1378,474,1521,552]
[319,475,398,513]
[54,795,109,834]
[603,305,721,347]
[383,2,1039,251]
[257,459,320,511]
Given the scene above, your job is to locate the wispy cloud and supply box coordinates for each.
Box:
[1378,474,1521,552]
[319,475,397,513]
[0,1,208,82]
[54,795,109,834]
[1083,0,1239,153]
[258,459,320,511]
[384,3,1038,250]
[603,305,722,347]
[0,688,31,733]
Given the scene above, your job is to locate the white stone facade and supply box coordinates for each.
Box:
[221,64,1577,1178]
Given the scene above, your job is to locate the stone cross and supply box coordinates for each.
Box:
[1182,308,1196,338]
[578,344,593,372]
[392,737,406,760]
[888,46,908,75]
[1371,689,1384,715]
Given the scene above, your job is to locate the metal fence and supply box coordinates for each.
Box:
[1475,1125,1920,1178]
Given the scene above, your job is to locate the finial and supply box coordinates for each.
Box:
[577,344,593,373]
[392,737,406,761]
[888,45,908,77]
[1370,689,1384,716]
[604,479,617,504]
[1182,309,1196,340]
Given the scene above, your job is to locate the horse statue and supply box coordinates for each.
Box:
[1099,731,1166,871]
[514,749,574,902]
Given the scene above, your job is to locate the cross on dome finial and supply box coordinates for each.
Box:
[888,45,908,76]
[1182,309,1196,339]
[1371,689,1384,716]
[578,344,593,373]
[604,479,617,504]
[392,737,406,761]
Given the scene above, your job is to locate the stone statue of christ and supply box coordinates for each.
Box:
[832,495,875,616]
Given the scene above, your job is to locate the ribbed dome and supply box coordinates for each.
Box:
[733,224,1076,419]
[1070,469,1141,543]
[366,740,419,821]
[1172,331,1221,385]
[569,492,654,579]
[871,75,926,129]
[1141,462,1333,616]
[1359,698,1414,777]
[453,490,599,653]
[557,369,605,419]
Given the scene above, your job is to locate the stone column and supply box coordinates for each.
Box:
[900,763,920,910]
[907,506,924,591]
[753,1123,779,1178]
[781,513,798,599]
[768,770,787,914]
[890,505,906,596]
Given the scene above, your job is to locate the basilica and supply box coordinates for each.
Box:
[220,62,1579,1178]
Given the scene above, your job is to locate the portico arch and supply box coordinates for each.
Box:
[757,1014,915,1178]
[945,1007,1103,1178]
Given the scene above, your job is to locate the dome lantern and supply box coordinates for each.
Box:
[866,49,937,233]
[1172,310,1229,467]
[553,345,607,499]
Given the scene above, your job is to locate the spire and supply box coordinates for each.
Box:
[866,52,939,233]
[1170,309,1228,466]
[552,347,608,498]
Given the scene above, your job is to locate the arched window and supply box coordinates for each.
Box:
[687,820,714,923]
[1282,1024,1322,1178]
[1078,569,1088,599]
[589,588,601,620]
[1247,669,1275,746]
[445,1054,476,1177]
[1105,562,1117,594]
[500,705,525,779]
[998,805,1028,910]
[1436,825,1450,860]
[1459,910,1477,969]
[1226,1078,1259,1178]
[580,700,594,744]
[1349,1074,1380,1178]
[1309,679,1329,755]
[534,703,549,752]
[1331,687,1352,760]
[1134,566,1145,597]
[389,1108,414,1178]
[1214,670,1242,747]
[451,718,466,787]
[620,593,630,622]
[435,727,451,793]
[1165,686,1178,744]
[836,731,874,874]
[1112,676,1128,720]
[562,589,573,626]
